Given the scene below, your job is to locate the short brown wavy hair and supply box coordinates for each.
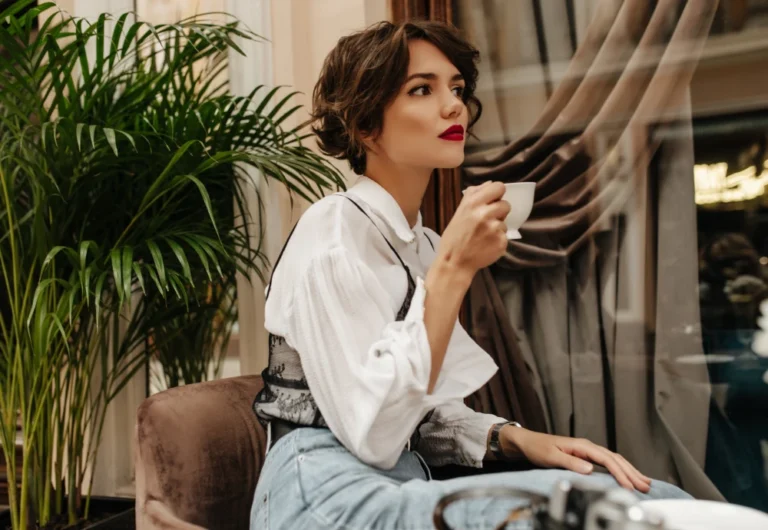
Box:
[311,20,482,175]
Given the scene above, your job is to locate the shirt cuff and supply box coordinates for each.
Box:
[459,413,509,467]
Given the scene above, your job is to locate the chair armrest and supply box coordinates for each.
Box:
[144,500,207,530]
[135,375,266,530]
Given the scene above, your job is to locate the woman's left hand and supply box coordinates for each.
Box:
[500,426,652,493]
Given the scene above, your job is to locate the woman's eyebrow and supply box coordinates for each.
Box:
[405,72,464,83]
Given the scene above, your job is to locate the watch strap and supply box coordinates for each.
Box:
[489,421,522,460]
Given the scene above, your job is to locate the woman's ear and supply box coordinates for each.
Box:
[359,129,378,154]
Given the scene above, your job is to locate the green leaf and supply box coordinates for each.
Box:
[180,235,212,281]
[164,238,192,285]
[110,248,123,302]
[95,13,107,71]
[18,3,57,30]
[94,271,109,325]
[138,140,200,211]
[67,284,78,323]
[26,278,64,327]
[267,90,302,121]
[121,21,144,57]
[48,314,70,351]
[121,246,134,300]
[0,0,37,21]
[167,271,184,301]
[41,122,51,151]
[104,128,119,156]
[194,235,226,277]
[145,265,164,295]
[109,13,131,68]
[83,266,94,305]
[146,240,167,290]
[79,241,97,270]
[42,246,69,271]
[51,119,60,147]
[254,85,283,116]
[118,130,137,152]
[183,174,221,240]
[77,241,98,298]
[132,263,146,294]
[76,123,85,151]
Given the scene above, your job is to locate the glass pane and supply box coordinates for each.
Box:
[454,0,768,512]
[695,109,768,509]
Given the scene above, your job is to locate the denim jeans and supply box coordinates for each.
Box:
[250,427,691,530]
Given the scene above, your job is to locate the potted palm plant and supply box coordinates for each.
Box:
[0,1,344,528]
[146,261,239,392]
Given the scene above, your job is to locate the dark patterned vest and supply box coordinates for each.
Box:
[253,195,434,435]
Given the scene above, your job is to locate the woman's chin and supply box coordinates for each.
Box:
[434,151,465,169]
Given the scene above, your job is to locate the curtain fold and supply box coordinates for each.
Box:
[392,0,724,497]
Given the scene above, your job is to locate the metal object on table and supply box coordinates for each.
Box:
[432,480,666,530]
[432,487,549,530]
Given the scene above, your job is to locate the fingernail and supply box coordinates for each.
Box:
[581,463,593,473]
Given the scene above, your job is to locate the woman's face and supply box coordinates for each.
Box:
[366,39,469,171]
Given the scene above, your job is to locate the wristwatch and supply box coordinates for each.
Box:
[489,421,522,460]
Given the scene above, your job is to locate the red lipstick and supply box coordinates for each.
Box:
[439,124,464,141]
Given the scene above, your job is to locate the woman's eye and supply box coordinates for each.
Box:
[408,84,465,98]
[409,84,431,96]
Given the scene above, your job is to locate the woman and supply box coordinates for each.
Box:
[250,19,690,530]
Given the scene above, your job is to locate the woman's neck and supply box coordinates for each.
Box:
[365,164,433,228]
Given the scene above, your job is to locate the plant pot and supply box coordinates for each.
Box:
[0,496,134,530]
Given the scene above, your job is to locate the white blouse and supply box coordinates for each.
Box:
[264,176,507,469]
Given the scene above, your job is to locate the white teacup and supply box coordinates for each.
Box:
[463,182,536,240]
[500,182,536,239]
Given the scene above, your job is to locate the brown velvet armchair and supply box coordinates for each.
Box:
[133,375,540,529]
[134,375,267,530]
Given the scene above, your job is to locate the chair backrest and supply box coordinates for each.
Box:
[135,375,266,530]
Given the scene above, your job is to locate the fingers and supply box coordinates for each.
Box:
[593,451,636,491]
[463,180,493,196]
[614,453,652,493]
[468,181,505,204]
[491,219,507,235]
[571,443,648,492]
[491,220,508,252]
[615,453,651,482]
[565,442,632,489]
[486,199,511,220]
[554,452,594,475]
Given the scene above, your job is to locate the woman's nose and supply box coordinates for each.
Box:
[441,96,462,119]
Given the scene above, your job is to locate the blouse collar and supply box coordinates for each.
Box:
[348,176,424,244]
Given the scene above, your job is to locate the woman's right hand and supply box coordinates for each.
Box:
[437,181,510,274]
